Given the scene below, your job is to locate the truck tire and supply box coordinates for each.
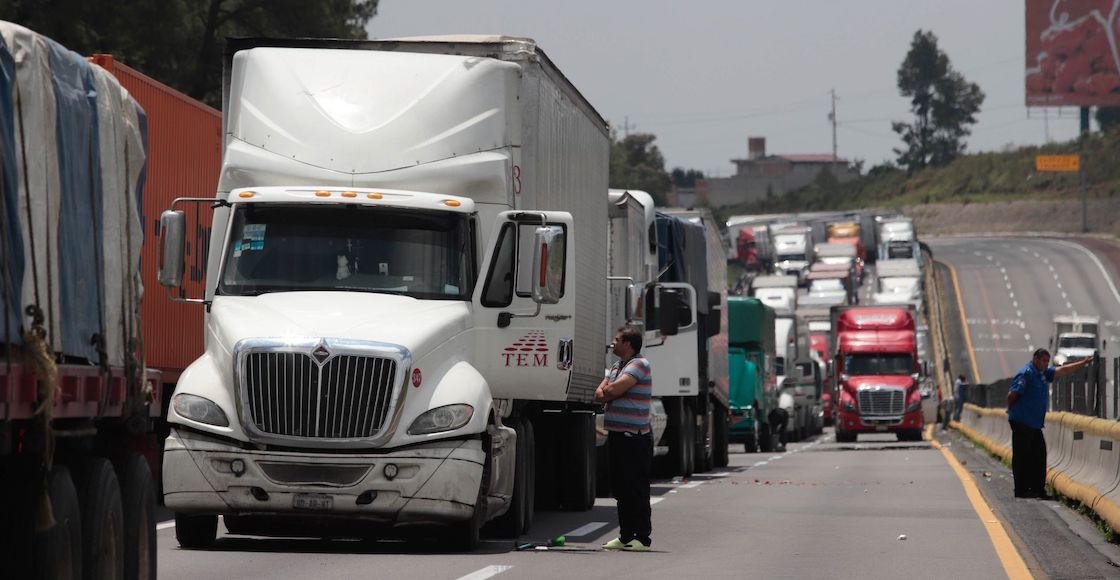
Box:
[713,402,730,468]
[695,401,713,473]
[115,453,157,580]
[681,399,696,476]
[446,479,484,551]
[561,412,596,512]
[34,465,82,580]
[520,418,536,531]
[532,413,560,511]
[174,514,217,549]
[489,417,531,537]
[835,429,857,443]
[743,417,760,453]
[73,458,124,580]
[759,420,774,452]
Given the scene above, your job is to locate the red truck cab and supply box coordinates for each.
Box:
[831,307,924,442]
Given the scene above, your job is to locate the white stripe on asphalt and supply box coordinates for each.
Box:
[710,472,732,477]
[678,481,704,489]
[650,497,665,505]
[1049,239,1120,307]
[457,565,513,580]
[753,461,769,466]
[156,520,176,531]
[563,522,609,537]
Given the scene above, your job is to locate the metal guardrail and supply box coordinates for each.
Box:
[965,355,1116,420]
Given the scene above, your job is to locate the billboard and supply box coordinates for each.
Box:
[1026,0,1120,107]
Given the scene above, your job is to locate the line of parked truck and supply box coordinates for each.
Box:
[725,212,935,448]
[2,25,956,573]
[2,29,753,574]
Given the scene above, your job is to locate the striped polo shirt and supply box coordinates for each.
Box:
[605,354,652,434]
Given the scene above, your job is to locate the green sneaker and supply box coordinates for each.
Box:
[622,539,651,552]
[601,538,626,550]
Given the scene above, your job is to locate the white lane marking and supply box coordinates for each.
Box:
[156,520,176,531]
[1061,292,1067,299]
[1009,292,1015,300]
[1017,310,1023,318]
[1000,267,1007,274]
[1025,333,1031,341]
[1068,302,1075,309]
[1049,265,1055,271]
[650,497,665,505]
[1005,283,1012,290]
[678,481,704,489]
[458,566,513,580]
[1049,239,1120,307]
[753,461,769,467]
[710,472,732,478]
[564,522,609,537]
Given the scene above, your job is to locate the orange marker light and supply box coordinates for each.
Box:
[315,190,331,197]
[443,200,461,207]
[341,191,357,198]
[238,191,256,198]
[367,193,383,199]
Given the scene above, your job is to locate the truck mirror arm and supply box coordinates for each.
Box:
[497,302,542,328]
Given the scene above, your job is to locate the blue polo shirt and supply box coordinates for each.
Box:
[1007,363,1055,429]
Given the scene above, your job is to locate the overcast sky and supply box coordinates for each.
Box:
[367,0,1085,177]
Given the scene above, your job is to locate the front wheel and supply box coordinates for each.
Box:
[174,514,217,549]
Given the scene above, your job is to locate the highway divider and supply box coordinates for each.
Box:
[955,403,1120,533]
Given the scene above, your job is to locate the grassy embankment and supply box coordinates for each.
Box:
[715,130,1120,221]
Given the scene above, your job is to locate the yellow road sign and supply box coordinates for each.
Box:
[1035,154,1080,172]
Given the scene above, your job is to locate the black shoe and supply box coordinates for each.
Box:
[1014,491,1039,499]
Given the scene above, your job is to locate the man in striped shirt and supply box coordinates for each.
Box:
[596,326,653,552]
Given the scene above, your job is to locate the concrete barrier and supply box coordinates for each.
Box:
[956,403,1120,533]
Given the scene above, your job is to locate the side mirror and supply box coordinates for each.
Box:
[775,356,785,376]
[158,210,186,288]
[531,225,565,304]
[657,289,682,336]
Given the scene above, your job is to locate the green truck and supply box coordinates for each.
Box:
[728,297,780,452]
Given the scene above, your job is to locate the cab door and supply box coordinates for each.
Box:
[472,211,576,401]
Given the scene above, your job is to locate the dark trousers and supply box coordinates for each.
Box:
[608,430,653,545]
[1010,420,1047,496]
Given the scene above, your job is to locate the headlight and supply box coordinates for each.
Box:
[407,404,474,435]
[172,393,229,427]
[906,399,922,412]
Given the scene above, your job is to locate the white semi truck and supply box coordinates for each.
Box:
[157,36,612,550]
[1052,315,1102,365]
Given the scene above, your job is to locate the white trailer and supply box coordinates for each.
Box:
[158,36,610,549]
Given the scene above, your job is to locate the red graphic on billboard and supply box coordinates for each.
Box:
[1026,0,1120,106]
[501,331,550,367]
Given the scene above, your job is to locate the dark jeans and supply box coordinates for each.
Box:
[608,430,653,545]
[1010,419,1047,496]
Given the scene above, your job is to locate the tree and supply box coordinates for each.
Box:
[0,0,378,107]
[1098,107,1120,132]
[891,30,985,172]
[670,167,705,188]
[610,132,672,206]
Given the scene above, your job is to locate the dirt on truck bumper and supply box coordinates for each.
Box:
[163,427,483,525]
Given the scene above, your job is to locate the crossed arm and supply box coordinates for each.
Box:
[595,373,637,403]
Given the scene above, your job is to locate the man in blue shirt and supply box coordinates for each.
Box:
[1007,348,1094,499]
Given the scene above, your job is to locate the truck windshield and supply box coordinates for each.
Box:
[1059,336,1096,349]
[219,204,474,300]
[844,353,912,375]
[777,253,807,262]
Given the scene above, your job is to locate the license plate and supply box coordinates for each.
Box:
[875,426,887,431]
[293,493,333,511]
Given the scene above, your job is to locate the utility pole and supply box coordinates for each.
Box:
[1080,106,1090,233]
[620,116,636,138]
[828,89,838,159]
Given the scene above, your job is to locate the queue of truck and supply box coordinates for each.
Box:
[725,211,936,445]
[0,29,759,574]
[1,23,954,573]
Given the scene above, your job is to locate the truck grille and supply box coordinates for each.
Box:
[243,353,398,439]
[857,388,905,416]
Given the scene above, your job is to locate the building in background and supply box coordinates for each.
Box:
[671,137,857,208]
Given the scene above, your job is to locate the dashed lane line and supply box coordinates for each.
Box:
[157,520,176,531]
[1048,239,1120,308]
[563,522,609,537]
[457,565,513,580]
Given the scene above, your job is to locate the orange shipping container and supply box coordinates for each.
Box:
[89,55,220,384]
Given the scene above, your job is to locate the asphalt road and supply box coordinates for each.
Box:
[928,238,1120,394]
[155,433,1016,580]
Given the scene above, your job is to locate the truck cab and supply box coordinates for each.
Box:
[1051,315,1102,365]
[831,307,924,442]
